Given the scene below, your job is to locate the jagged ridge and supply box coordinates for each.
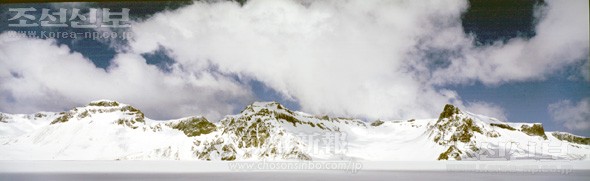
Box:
[0,100,589,161]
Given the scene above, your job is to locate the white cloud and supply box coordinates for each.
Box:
[128,0,468,119]
[428,0,589,85]
[582,60,589,81]
[548,98,590,131]
[464,102,507,121]
[124,0,587,120]
[0,32,254,120]
[1,0,586,122]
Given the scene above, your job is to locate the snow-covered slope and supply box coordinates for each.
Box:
[0,100,199,160]
[0,100,588,161]
[427,105,589,160]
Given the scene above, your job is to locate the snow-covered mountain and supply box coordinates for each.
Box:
[0,100,588,161]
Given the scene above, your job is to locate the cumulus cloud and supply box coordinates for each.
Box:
[1,0,587,121]
[128,0,468,119]
[427,0,589,85]
[0,32,254,120]
[126,0,586,120]
[548,98,590,131]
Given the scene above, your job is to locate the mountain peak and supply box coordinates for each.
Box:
[240,101,293,116]
[49,100,145,127]
[88,99,122,107]
[250,101,286,109]
[438,104,462,120]
[431,104,487,146]
[2,101,590,161]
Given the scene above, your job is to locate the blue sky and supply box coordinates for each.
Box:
[0,0,588,136]
[452,75,589,135]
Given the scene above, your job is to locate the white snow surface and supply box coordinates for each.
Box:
[0,100,588,161]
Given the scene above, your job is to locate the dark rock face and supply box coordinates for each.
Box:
[168,117,216,137]
[520,124,547,140]
[552,132,590,145]
[439,104,461,120]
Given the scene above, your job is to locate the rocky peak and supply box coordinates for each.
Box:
[438,104,462,120]
[233,102,300,125]
[241,101,293,116]
[88,100,120,107]
[50,100,145,128]
[431,104,486,144]
[552,132,590,145]
[222,102,289,131]
[166,116,216,137]
[520,123,547,139]
[199,102,314,160]
[0,113,7,123]
[251,101,285,109]
[199,116,310,161]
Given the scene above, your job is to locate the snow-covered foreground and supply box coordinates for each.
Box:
[1,160,589,172]
[1,100,589,161]
[0,161,589,181]
[2,171,588,181]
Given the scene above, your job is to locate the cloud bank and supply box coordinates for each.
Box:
[0,33,253,120]
[128,0,587,119]
[464,102,507,122]
[548,98,590,131]
[427,0,589,85]
[1,0,588,121]
[128,0,472,119]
